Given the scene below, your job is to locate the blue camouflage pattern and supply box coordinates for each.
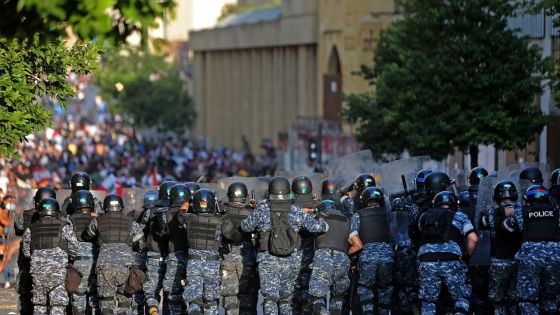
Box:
[164,251,188,314]
[352,211,394,314]
[489,258,518,315]
[23,224,79,315]
[308,249,351,314]
[418,261,470,315]
[503,207,560,314]
[417,211,474,258]
[221,249,259,315]
[183,249,221,315]
[131,250,147,315]
[241,201,328,315]
[144,251,167,312]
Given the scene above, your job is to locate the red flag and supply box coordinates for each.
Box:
[151,165,158,187]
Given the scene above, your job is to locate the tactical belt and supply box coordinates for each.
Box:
[188,255,220,261]
[418,252,461,262]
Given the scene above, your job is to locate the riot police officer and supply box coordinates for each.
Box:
[62,172,103,216]
[308,200,363,315]
[416,191,478,315]
[84,194,144,314]
[241,177,329,315]
[292,176,318,315]
[220,182,259,315]
[341,173,376,218]
[459,167,488,222]
[353,187,393,315]
[68,190,99,314]
[141,181,175,315]
[183,189,239,315]
[23,198,79,314]
[14,187,56,315]
[480,181,522,315]
[163,184,191,314]
[320,178,337,202]
[502,185,560,314]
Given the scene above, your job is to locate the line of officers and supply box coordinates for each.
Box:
[12,167,560,315]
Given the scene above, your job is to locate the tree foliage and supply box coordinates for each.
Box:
[343,0,555,163]
[95,48,195,131]
[0,36,98,155]
[0,0,176,156]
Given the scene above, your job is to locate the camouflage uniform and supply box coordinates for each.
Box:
[86,214,144,314]
[139,207,169,313]
[480,206,522,315]
[240,201,329,315]
[184,248,222,315]
[131,250,148,315]
[163,207,190,315]
[352,212,394,315]
[23,220,79,315]
[220,203,259,315]
[307,213,357,315]
[503,205,560,314]
[69,211,99,314]
[416,210,473,315]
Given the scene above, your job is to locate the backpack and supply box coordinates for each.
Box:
[268,210,299,256]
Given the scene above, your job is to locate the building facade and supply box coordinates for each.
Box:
[189,0,397,159]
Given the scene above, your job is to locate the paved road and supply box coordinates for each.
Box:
[0,288,18,314]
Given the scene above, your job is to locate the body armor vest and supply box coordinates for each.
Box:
[145,210,167,253]
[186,213,223,251]
[166,208,188,253]
[96,212,133,246]
[357,206,390,243]
[458,190,477,224]
[30,217,68,252]
[491,209,522,259]
[223,203,252,246]
[419,208,462,245]
[23,209,37,229]
[315,209,350,253]
[70,211,93,241]
[522,204,560,242]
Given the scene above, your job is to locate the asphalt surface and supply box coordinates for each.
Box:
[0,288,18,314]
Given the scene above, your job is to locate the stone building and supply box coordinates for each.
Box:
[189,0,398,159]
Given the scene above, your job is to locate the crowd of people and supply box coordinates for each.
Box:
[10,164,560,315]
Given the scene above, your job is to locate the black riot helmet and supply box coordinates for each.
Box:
[360,187,385,207]
[70,172,91,193]
[143,190,159,209]
[227,182,248,202]
[415,169,433,191]
[316,200,339,215]
[321,178,336,196]
[550,169,560,189]
[38,198,61,218]
[267,176,291,201]
[524,185,550,204]
[519,167,544,185]
[170,184,192,207]
[424,172,452,198]
[192,189,217,214]
[185,182,201,194]
[468,167,488,186]
[432,191,458,209]
[103,194,124,213]
[493,181,518,204]
[158,181,177,202]
[292,176,313,196]
[71,190,95,212]
[34,187,57,209]
[353,174,376,194]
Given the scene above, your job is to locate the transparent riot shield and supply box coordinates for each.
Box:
[470,176,499,266]
[324,150,377,190]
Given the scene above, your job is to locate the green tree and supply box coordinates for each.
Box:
[95,48,195,131]
[0,0,176,155]
[344,0,555,166]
